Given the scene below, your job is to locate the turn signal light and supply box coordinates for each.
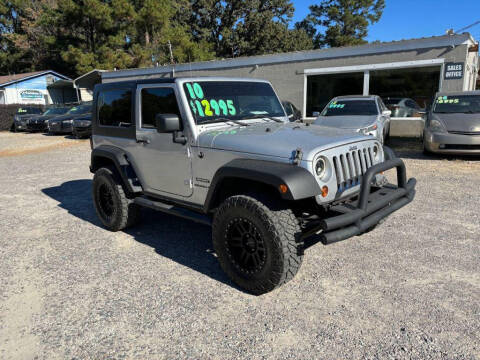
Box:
[279,184,288,194]
[321,185,329,197]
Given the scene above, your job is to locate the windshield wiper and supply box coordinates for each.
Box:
[198,118,231,125]
[229,120,249,126]
[241,114,284,123]
[198,118,248,126]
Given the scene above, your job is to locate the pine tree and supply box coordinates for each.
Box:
[188,0,313,58]
[300,0,385,48]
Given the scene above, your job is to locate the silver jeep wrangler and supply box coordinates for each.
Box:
[90,77,416,294]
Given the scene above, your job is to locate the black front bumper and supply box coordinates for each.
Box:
[26,122,47,131]
[73,126,91,138]
[49,121,73,133]
[303,158,416,244]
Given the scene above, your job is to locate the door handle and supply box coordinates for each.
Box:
[136,138,150,144]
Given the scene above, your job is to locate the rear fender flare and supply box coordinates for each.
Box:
[90,145,142,194]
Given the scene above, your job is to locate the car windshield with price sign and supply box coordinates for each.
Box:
[182,81,286,124]
[433,95,480,114]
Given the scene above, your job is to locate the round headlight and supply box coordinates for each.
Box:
[315,158,326,178]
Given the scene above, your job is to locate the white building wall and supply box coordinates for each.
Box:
[1,73,66,105]
[464,49,478,91]
[3,86,50,105]
[79,88,93,102]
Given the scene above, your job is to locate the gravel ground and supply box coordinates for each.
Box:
[0,133,479,359]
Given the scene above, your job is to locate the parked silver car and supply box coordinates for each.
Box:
[424,91,480,154]
[313,95,391,143]
[383,97,423,118]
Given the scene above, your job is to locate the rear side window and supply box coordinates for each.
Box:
[98,89,132,127]
[141,87,180,128]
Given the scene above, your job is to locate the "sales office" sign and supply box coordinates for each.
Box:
[444,62,464,80]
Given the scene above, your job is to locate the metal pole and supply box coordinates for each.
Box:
[168,40,174,64]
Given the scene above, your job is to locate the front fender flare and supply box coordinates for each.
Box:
[204,159,321,210]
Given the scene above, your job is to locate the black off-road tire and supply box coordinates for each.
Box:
[212,194,303,295]
[92,167,140,231]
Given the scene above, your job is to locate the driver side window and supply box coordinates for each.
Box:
[141,87,181,129]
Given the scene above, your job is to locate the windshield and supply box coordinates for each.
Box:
[67,105,91,114]
[43,107,69,115]
[433,95,480,113]
[182,81,285,124]
[321,100,378,116]
[17,107,42,115]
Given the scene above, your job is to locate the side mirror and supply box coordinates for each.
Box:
[312,111,320,117]
[382,110,392,116]
[156,113,181,133]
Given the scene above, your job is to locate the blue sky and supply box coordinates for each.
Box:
[292,0,480,42]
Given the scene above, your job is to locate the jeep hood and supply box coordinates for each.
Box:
[314,115,378,130]
[432,112,480,132]
[197,122,372,161]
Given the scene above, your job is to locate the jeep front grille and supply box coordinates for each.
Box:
[332,146,375,190]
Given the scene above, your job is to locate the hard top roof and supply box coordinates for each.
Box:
[95,76,270,91]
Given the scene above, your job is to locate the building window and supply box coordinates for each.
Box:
[370,66,440,116]
[141,87,180,128]
[98,89,132,127]
[306,72,364,116]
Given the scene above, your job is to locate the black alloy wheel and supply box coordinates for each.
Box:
[225,217,266,275]
[92,167,140,231]
[97,183,116,221]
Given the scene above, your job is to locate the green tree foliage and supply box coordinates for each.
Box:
[0,0,314,77]
[299,0,385,48]
[0,0,54,74]
[189,0,313,58]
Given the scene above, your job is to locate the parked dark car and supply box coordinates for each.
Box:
[12,107,43,132]
[26,107,70,132]
[48,104,91,135]
[383,97,423,118]
[282,100,302,121]
[424,91,480,154]
[72,113,92,138]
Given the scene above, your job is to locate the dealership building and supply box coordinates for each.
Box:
[0,70,77,105]
[87,33,478,123]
